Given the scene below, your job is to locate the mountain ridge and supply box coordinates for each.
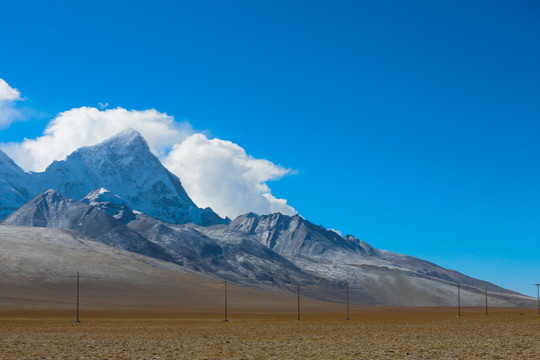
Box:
[2,189,328,292]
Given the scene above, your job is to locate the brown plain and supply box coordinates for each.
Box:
[1,307,539,359]
[1,238,538,359]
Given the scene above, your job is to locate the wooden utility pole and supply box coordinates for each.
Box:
[297,284,300,321]
[75,272,81,323]
[223,280,229,322]
[346,281,350,320]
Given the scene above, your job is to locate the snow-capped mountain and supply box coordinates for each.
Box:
[36,129,226,226]
[0,130,227,226]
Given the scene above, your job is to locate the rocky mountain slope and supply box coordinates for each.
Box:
[229,212,378,258]
[3,189,326,292]
[229,212,518,296]
[209,213,530,306]
[1,189,172,262]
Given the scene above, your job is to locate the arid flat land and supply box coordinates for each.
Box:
[1,308,538,359]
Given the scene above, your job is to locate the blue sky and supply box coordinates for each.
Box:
[1,1,539,297]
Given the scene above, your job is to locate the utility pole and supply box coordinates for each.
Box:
[535,284,540,315]
[223,280,229,322]
[346,281,350,320]
[297,284,300,321]
[457,283,461,317]
[75,272,81,323]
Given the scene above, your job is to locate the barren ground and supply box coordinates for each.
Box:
[1,308,538,359]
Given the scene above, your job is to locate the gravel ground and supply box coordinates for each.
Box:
[0,309,539,359]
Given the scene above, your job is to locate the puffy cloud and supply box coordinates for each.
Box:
[0,78,22,129]
[2,106,194,171]
[163,134,296,218]
[1,98,296,218]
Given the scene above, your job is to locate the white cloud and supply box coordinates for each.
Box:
[163,134,296,218]
[0,99,296,219]
[2,106,194,171]
[0,78,22,129]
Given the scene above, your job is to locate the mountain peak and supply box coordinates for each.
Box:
[109,128,145,144]
[117,127,142,137]
[32,189,75,208]
[1,189,74,227]
[42,188,62,197]
[242,212,260,219]
[82,188,127,207]
[42,129,151,175]
[86,128,149,155]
